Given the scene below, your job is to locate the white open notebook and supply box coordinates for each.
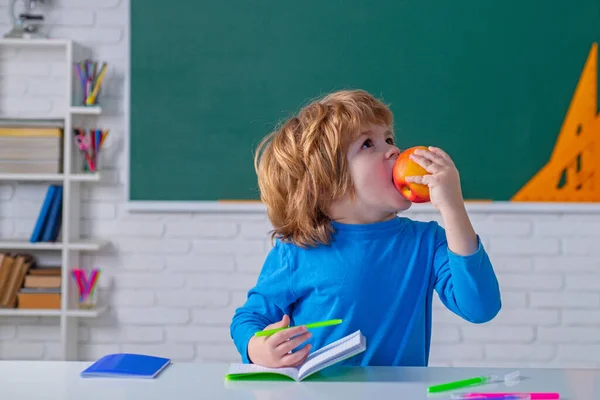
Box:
[225,330,366,382]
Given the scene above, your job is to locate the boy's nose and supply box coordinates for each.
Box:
[386,145,400,159]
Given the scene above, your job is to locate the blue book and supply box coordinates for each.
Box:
[41,185,62,242]
[30,185,57,243]
[80,353,171,379]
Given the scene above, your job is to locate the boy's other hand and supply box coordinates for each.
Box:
[247,314,312,368]
[405,146,464,214]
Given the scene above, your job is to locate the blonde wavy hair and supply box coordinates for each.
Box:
[254,89,394,248]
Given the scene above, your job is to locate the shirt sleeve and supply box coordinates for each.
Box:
[229,240,298,363]
[432,223,501,323]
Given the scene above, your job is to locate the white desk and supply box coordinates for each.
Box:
[0,361,598,399]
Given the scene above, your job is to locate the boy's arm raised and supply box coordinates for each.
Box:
[407,146,501,322]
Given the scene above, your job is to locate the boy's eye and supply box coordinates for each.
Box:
[386,138,395,145]
[361,139,373,149]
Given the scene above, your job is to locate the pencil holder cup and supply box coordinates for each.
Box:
[77,288,98,309]
[71,267,101,309]
[73,60,108,107]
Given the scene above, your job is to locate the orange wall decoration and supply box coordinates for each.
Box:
[512,43,599,202]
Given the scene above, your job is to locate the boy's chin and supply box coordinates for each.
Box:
[394,201,412,212]
[384,198,412,214]
[390,193,413,211]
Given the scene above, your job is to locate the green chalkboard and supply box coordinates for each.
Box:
[129,0,599,205]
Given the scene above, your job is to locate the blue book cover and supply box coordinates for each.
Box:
[30,185,57,243]
[80,353,171,379]
[41,185,63,242]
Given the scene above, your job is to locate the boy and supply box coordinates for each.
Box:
[230,89,501,368]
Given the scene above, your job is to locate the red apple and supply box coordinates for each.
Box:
[393,146,431,203]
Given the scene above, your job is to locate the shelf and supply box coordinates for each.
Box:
[0,308,61,316]
[70,106,102,115]
[0,239,63,250]
[0,38,70,47]
[67,239,109,251]
[0,38,107,359]
[66,306,106,317]
[0,118,64,127]
[0,172,101,182]
[0,238,108,251]
[0,173,65,182]
[0,306,106,318]
[70,173,101,182]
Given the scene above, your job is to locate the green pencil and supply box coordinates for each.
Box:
[254,319,343,337]
[427,375,493,393]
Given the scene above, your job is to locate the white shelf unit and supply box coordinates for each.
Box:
[0,39,109,361]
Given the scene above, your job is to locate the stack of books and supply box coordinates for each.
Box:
[0,253,62,309]
[0,120,63,174]
[18,266,62,309]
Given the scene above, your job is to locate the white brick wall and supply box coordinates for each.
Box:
[0,0,599,368]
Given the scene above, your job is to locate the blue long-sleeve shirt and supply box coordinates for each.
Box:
[230,216,501,366]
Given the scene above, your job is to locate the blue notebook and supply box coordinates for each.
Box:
[80,353,171,379]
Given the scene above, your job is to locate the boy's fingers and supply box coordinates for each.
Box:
[281,344,312,367]
[414,148,445,165]
[264,314,290,330]
[410,154,442,173]
[268,325,307,346]
[405,175,432,185]
[289,354,309,368]
[429,146,453,163]
[276,331,312,356]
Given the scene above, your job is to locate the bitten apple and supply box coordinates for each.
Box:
[392,146,431,203]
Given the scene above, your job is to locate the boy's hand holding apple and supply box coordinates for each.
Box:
[393,146,465,215]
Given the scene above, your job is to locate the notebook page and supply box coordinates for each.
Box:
[299,344,364,381]
[304,330,360,363]
[298,331,364,379]
[227,363,299,380]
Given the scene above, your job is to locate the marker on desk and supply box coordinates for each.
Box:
[254,319,343,337]
[427,375,495,393]
[456,393,559,400]
[450,395,530,400]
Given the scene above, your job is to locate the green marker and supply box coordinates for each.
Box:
[427,375,494,393]
[254,318,343,337]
